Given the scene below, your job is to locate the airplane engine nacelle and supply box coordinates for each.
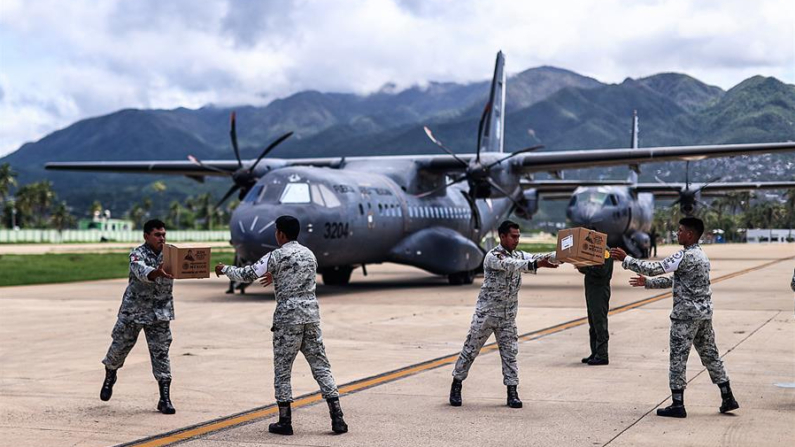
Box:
[514,190,539,220]
[387,227,484,275]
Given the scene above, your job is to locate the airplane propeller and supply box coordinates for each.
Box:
[418,126,543,218]
[656,161,721,215]
[418,126,543,199]
[188,111,293,208]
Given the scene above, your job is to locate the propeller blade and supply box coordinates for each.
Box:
[485,177,533,217]
[249,131,294,173]
[485,145,544,170]
[216,184,241,208]
[695,176,723,194]
[416,175,468,198]
[230,112,242,168]
[187,155,232,175]
[475,103,491,164]
[685,161,690,190]
[423,126,469,168]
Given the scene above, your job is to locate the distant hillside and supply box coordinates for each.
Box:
[2,66,793,215]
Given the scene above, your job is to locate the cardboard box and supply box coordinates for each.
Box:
[163,244,211,279]
[556,228,608,267]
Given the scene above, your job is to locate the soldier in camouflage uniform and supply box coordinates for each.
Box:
[611,217,739,418]
[450,220,559,408]
[100,219,177,415]
[216,215,347,436]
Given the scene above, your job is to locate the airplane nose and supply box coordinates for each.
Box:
[577,204,602,229]
[231,211,278,262]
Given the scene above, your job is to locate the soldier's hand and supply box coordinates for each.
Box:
[537,257,558,269]
[215,263,225,277]
[629,276,646,287]
[259,272,273,288]
[609,247,627,261]
[148,263,174,281]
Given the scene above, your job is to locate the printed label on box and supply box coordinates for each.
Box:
[561,235,574,251]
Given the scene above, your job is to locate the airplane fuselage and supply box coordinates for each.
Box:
[231,158,518,280]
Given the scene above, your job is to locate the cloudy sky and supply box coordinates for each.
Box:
[1,0,792,157]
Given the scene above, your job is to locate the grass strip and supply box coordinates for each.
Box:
[0,252,236,287]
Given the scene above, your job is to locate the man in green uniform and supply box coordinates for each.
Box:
[578,253,613,365]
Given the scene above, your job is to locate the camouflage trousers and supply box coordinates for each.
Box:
[102,320,172,381]
[272,323,339,402]
[669,318,729,390]
[452,313,519,386]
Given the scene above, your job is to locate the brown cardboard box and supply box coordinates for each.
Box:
[555,228,608,267]
[163,244,211,279]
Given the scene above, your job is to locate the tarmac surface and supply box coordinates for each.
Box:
[1,243,793,447]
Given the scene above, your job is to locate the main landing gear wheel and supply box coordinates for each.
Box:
[322,266,353,286]
[448,270,475,285]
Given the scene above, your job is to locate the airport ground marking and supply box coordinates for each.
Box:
[120,254,794,447]
[602,310,782,446]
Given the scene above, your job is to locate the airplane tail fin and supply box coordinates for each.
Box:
[629,110,640,178]
[476,51,506,155]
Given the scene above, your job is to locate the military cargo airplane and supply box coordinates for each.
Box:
[563,111,795,257]
[47,52,795,285]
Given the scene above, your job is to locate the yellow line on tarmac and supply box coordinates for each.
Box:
[120,254,794,447]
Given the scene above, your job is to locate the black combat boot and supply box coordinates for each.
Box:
[327,397,348,434]
[449,378,463,406]
[587,356,609,366]
[718,381,739,414]
[656,389,686,418]
[581,355,594,364]
[100,367,117,401]
[507,385,522,408]
[157,379,176,414]
[269,401,293,435]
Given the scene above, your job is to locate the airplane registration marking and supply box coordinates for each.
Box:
[118,254,794,447]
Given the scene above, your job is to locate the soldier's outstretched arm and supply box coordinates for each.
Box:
[485,252,537,274]
[621,250,685,277]
[629,275,671,288]
[219,253,271,283]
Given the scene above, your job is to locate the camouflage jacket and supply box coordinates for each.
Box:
[475,245,552,319]
[117,243,174,324]
[791,268,794,292]
[623,244,712,320]
[223,241,320,326]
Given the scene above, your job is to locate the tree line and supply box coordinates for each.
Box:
[0,163,235,231]
[653,191,795,243]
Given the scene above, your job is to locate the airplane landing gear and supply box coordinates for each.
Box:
[448,270,475,285]
[321,266,353,286]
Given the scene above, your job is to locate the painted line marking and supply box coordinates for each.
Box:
[119,254,794,447]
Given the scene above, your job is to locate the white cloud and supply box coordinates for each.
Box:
[1,0,792,157]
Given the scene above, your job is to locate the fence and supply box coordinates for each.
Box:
[0,229,231,243]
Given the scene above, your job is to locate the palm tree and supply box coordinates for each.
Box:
[0,163,18,203]
[51,201,76,230]
[14,181,56,228]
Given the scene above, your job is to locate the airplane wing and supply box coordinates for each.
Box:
[45,160,242,177]
[45,142,795,178]
[634,181,795,197]
[520,179,632,193]
[513,142,795,173]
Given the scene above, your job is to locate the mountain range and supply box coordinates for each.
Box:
[3,65,794,215]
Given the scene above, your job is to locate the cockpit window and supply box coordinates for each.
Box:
[243,185,263,203]
[578,191,609,206]
[280,183,311,204]
[318,184,341,208]
[608,194,619,206]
